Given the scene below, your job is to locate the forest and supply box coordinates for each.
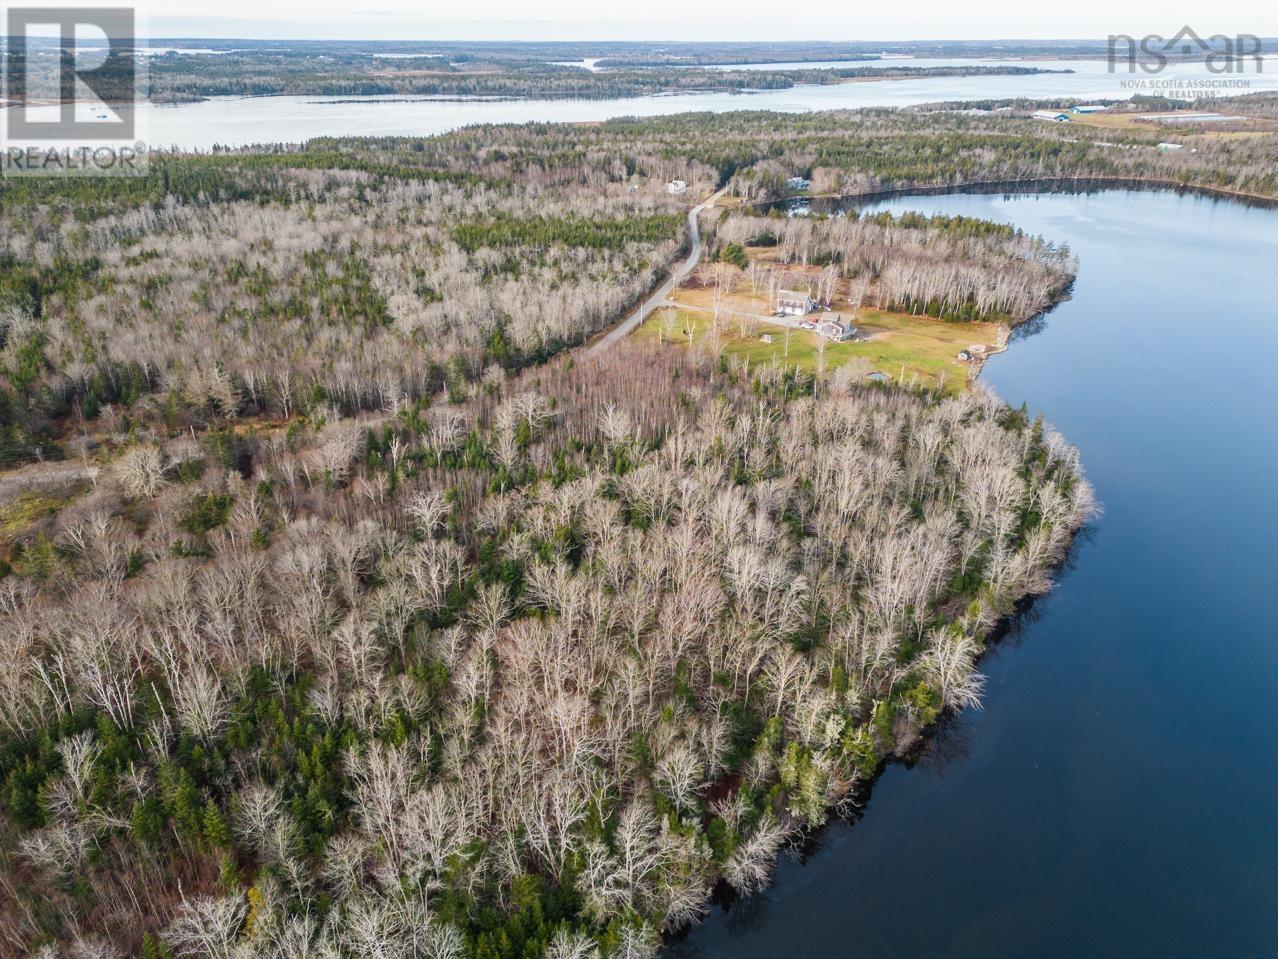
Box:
[250,104,1278,206]
[707,210,1077,324]
[0,105,1202,958]
[1,36,1109,103]
[0,106,1175,471]
[0,340,1094,957]
[139,59,1055,104]
[0,141,715,468]
[708,104,1278,201]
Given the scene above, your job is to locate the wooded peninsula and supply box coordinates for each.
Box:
[4,98,1275,957]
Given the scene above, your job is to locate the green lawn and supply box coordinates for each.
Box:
[638,307,999,394]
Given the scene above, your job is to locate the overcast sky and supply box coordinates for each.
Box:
[141,0,1277,42]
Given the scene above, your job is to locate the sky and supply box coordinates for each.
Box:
[135,0,1278,42]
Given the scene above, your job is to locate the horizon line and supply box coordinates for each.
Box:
[9,35,1278,44]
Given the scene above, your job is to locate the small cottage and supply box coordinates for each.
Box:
[667,179,687,194]
[817,318,856,342]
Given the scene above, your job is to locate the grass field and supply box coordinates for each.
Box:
[637,306,999,394]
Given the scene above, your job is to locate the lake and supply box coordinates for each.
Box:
[670,188,1278,957]
[96,58,1276,149]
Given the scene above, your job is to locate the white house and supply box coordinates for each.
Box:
[1032,110,1071,123]
[777,290,816,316]
[667,179,687,195]
[787,176,811,191]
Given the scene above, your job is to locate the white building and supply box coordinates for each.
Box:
[777,290,816,316]
[1032,110,1071,123]
[1141,113,1244,124]
[1071,104,1108,114]
[787,176,811,191]
[667,179,687,195]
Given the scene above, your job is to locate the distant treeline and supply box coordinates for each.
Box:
[139,53,1065,103]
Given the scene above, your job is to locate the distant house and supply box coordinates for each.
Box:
[1071,104,1108,114]
[816,317,856,342]
[667,179,687,195]
[1032,110,1071,123]
[777,290,816,316]
[787,176,811,191]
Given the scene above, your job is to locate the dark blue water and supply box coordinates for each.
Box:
[673,190,1278,958]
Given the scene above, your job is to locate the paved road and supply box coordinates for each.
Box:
[586,186,730,354]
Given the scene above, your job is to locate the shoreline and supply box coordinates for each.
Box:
[670,179,1278,958]
[5,65,1072,111]
[798,175,1278,210]
[664,546,1084,947]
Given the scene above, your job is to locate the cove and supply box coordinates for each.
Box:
[671,189,1278,957]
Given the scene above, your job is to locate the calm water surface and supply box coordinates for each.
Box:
[672,189,1278,958]
[92,58,1273,148]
